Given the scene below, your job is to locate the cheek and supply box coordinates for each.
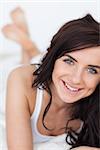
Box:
[52,63,64,80]
[85,82,98,98]
[86,78,99,91]
[52,69,60,83]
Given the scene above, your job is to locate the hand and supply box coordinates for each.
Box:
[72,146,99,150]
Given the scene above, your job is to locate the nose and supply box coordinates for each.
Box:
[71,68,84,85]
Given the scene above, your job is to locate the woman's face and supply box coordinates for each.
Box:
[52,46,100,103]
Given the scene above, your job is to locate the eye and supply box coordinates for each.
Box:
[63,58,74,65]
[87,67,98,74]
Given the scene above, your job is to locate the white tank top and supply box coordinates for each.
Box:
[31,88,56,144]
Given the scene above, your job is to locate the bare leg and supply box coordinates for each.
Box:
[10,7,41,60]
[2,7,41,64]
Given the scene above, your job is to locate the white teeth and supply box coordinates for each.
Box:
[65,83,79,92]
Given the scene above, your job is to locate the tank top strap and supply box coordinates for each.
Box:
[31,87,43,122]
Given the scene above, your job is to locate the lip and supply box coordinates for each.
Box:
[62,80,83,93]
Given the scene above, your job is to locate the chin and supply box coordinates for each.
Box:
[60,95,80,104]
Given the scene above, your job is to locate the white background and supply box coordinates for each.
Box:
[0,0,99,56]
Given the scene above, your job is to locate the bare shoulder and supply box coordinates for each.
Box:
[8,64,35,82]
[7,64,37,116]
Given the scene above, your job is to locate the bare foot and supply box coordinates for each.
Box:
[2,24,40,56]
[2,24,28,44]
[10,7,29,35]
[2,23,41,64]
[10,7,40,57]
[2,7,41,64]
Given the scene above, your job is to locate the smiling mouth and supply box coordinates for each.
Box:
[62,81,82,92]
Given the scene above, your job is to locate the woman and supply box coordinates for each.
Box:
[6,14,100,150]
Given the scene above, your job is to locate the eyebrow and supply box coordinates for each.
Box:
[64,54,100,69]
[64,54,77,62]
[88,65,100,69]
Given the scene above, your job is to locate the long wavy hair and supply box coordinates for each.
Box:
[32,14,100,148]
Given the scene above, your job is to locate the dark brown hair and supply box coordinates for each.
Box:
[32,14,100,148]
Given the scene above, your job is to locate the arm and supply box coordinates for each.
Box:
[6,68,33,150]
